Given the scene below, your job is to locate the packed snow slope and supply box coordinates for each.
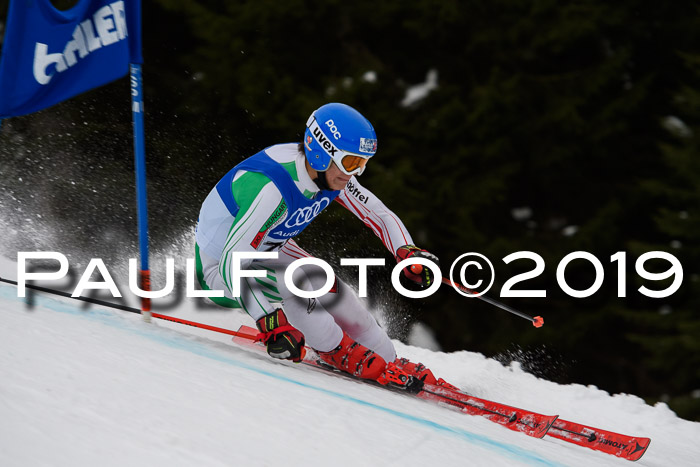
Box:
[1,255,699,467]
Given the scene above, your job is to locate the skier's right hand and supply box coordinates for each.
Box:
[395,245,440,291]
[255,309,306,362]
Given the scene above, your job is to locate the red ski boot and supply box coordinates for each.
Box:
[394,357,459,390]
[318,335,427,392]
[377,362,425,393]
[318,332,387,380]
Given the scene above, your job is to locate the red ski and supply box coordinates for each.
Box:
[548,418,650,461]
[232,326,556,438]
[418,381,651,461]
[417,383,556,438]
[232,325,650,461]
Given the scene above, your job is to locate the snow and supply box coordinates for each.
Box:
[512,206,534,222]
[401,69,439,107]
[362,71,378,83]
[1,255,699,467]
[661,116,692,138]
[407,320,443,351]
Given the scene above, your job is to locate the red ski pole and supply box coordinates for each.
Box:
[0,276,257,340]
[406,265,544,328]
[440,276,544,328]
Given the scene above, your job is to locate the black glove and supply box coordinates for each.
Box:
[255,309,306,362]
[395,245,440,291]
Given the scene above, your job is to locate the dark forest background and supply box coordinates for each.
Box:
[1,0,699,420]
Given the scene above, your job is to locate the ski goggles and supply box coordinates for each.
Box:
[338,153,371,176]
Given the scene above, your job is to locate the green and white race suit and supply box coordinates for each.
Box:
[195,143,413,360]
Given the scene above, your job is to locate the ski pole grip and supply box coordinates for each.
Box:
[410,264,423,275]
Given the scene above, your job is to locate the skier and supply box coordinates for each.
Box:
[195,103,448,388]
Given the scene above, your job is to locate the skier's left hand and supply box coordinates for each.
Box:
[395,245,440,291]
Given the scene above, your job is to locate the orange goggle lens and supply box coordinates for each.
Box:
[341,154,370,174]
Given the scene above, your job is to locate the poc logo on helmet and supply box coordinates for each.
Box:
[325,119,341,140]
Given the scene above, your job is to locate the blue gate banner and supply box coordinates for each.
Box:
[0,0,142,118]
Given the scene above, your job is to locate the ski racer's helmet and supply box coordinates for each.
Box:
[303,103,377,176]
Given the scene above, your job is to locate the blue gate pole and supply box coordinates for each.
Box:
[130,63,151,322]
